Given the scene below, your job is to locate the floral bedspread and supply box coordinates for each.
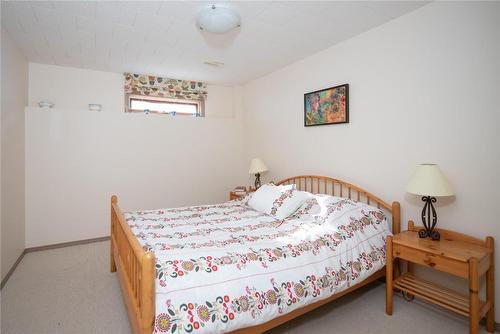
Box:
[124,194,392,334]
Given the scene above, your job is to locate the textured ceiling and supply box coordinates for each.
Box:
[1,1,428,84]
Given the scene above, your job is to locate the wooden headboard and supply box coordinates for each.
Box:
[275,175,400,234]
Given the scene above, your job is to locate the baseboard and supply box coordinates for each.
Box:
[1,236,110,290]
[1,249,26,290]
[25,236,110,253]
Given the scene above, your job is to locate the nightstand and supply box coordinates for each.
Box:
[229,191,245,200]
[386,220,495,334]
[229,187,255,200]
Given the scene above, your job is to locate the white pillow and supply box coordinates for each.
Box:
[248,183,311,219]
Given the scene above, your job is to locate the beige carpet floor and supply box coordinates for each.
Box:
[1,241,491,334]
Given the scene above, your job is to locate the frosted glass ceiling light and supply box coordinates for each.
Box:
[196,4,241,34]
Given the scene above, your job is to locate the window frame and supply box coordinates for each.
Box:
[126,94,205,117]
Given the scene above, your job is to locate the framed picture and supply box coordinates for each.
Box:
[304,84,349,126]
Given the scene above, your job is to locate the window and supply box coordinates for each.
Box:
[127,95,204,116]
[124,73,207,116]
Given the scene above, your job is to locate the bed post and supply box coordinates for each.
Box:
[391,201,401,235]
[110,195,117,273]
[391,201,401,279]
[141,252,156,334]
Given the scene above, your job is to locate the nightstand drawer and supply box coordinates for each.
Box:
[393,243,468,278]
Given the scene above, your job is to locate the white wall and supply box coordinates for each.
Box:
[242,1,499,318]
[1,30,28,280]
[26,63,245,247]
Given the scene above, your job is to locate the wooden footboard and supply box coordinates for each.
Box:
[110,195,155,334]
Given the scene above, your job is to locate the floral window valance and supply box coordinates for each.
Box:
[124,73,208,101]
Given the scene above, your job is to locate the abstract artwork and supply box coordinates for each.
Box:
[304,84,349,126]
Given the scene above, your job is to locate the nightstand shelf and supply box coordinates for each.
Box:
[394,273,490,318]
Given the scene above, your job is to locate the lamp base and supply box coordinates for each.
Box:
[254,173,261,189]
[419,196,440,241]
[418,228,440,241]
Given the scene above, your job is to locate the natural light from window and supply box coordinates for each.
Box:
[130,98,198,115]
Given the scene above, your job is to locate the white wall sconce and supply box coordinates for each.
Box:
[88,104,102,111]
[38,100,54,108]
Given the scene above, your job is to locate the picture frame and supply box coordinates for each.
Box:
[304,84,349,127]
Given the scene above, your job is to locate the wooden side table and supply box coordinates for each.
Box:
[229,191,245,200]
[386,220,495,334]
[229,187,255,201]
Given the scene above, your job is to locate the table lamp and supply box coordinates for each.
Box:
[406,163,454,240]
[248,158,268,189]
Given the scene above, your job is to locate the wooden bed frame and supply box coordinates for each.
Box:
[110,175,401,334]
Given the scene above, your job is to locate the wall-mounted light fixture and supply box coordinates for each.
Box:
[88,104,102,111]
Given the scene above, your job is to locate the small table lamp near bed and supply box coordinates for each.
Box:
[249,158,268,189]
[406,163,454,241]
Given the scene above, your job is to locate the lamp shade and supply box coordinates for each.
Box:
[248,158,268,174]
[406,164,454,197]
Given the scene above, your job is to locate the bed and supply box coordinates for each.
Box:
[110,175,400,334]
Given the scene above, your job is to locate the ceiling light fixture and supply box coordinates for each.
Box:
[196,4,241,34]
